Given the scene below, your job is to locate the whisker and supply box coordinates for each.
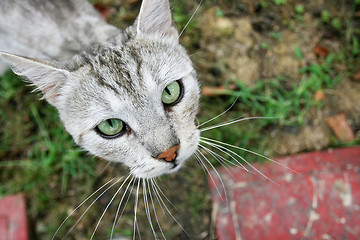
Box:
[133,179,141,240]
[200,116,277,132]
[195,150,228,202]
[152,185,167,219]
[198,93,240,128]
[61,177,123,240]
[111,175,135,239]
[142,178,158,239]
[178,0,203,38]
[52,177,116,240]
[201,137,300,176]
[198,144,241,181]
[151,178,178,211]
[114,177,137,228]
[194,152,225,201]
[100,161,113,174]
[90,175,131,240]
[200,138,279,185]
[147,179,166,239]
[199,143,248,171]
[150,179,191,239]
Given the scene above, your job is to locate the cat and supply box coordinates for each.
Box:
[1,0,281,238]
[1,0,200,179]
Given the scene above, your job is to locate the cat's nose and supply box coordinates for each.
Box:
[157,145,179,162]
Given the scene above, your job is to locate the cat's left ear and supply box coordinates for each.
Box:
[136,0,178,39]
[0,52,70,107]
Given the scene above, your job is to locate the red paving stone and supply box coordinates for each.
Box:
[209,146,360,240]
[0,194,28,240]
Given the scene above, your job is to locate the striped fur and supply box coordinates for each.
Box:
[1,0,200,178]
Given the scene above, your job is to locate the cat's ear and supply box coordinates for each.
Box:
[0,52,69,106]
[136,0,178,39]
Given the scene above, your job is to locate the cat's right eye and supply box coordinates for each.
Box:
[96,119,125,138]
[162,80,183,106]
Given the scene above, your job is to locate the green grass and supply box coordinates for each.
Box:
[200,54,340,126]
[0,71,99,237]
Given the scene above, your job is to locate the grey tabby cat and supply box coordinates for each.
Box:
[1,0,286,238]
[1,0,200,179]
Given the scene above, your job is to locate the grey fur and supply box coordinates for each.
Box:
[0,0,120,74]
[0,0,200,179]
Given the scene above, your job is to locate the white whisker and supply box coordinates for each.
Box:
[150,179,191,239]
[90,175,131,240]
[201,136,300,175]
[178,0,203,38]
[151,178,177,211]
[111,175,135,239]
[200,138,279,185]
[198,144,242,181]
[52,177,116,240]
[100,161,113,174]
[133,179,140,240]
[147,179,166,239]
[199,143,248,171]
[200,116,277,132]
[61,177,123,240]
[143,179,158,239]
[195,150,228,202]
[198,94,240,128]
[194,152,225,201]
[115,177,137,229]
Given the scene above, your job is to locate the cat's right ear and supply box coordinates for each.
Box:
[0,52,69,107]
[136,0,178,39]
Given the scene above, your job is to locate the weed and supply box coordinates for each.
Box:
[352,36,359,56]
[261,42,271,50]
[215,8,225,17]
[260,1,268,9]
[273,0,287,6]
[269,31,282,40]
[321,10,331,23]
[294,4,304,15]
[202,55,340,126]
[331,18,342,30]
[294,46,303,60]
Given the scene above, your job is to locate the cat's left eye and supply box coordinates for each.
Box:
[96,118,125,138]
[162,80,183,106]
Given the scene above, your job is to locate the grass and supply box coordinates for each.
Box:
[0,71,100,237]
[200,54,340,126]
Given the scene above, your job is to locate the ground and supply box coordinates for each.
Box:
[0,0,359,239]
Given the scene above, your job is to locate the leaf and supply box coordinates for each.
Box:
[326,114,355,142]
[202,84,237,97]
[351,71,360,82]
[314,45,330,58]
[314,90,325,102]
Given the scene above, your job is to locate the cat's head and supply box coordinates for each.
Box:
[1,0,200,178]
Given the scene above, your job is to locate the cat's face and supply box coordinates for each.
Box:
[1,0,200,178]
[63,39,200,178]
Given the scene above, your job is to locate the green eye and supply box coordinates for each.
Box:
[96,119,124,138]
[162,81,182,106]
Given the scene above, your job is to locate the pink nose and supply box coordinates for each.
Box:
[157,145,179,162]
